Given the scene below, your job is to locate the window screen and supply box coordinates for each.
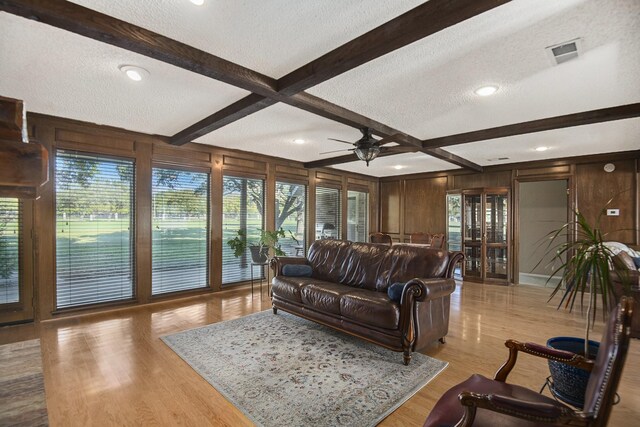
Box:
[0,198,20,304]
[222,176,265,285]
[315,187,341,240]
[152,167,209,295]
[56,151,135,309]
[347,190,369,242]
[275,181,306,256]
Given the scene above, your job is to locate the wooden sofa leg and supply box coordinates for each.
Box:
[272,307,278,314]
[439,337,446,344]
[403,350,412,366]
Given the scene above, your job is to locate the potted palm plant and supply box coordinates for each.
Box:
[227,228,298,263]
[541,202,632,407]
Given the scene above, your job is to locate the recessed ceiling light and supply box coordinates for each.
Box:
[474,85,498,96]
[293,139,306,144]
[190,0,204,5]
[535,146,549,152]
[393,165,405,170]
[119,65,149,81]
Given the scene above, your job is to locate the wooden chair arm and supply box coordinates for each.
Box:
[456,391,584,427]
[494,340,594,382]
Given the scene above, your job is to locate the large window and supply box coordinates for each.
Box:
[152,167,209,295]
[347,190,369,242]
[315,187,341,240]
[56,151,134,309]
[222,176,265,285]
[275,181,306,256]
[0,198,20,304]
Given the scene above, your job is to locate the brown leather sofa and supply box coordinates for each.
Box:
[270,239,463,364]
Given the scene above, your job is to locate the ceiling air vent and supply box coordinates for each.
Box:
[546,38,583,65]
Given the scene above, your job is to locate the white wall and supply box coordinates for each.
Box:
[519,180,567,285]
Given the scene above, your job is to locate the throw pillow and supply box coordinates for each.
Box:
[282,264,313,277]
[633,256,640,269]
[387,282,406,303]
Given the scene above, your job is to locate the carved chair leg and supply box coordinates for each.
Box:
[272,307,278,314]
[403,350,412,366]
[439,337,446,344]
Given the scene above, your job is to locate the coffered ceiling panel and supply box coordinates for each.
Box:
[308,0,640,139]
[330,152,460,178]
[196,103,362,162]
[70,0,425,78]
[0,13,248,135]
[446,117,640,166]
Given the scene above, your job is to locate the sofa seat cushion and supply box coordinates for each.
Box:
[272,276,321,303]
[301,283,354,315]
[340,289,400,330]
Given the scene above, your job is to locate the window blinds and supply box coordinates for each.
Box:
[222,176,264,285]
[152,168,209,295]
[56,151,135,309]
[0,198,21,304]
[315,187,341,240]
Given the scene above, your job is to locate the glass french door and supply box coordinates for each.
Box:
[0,198,34,324]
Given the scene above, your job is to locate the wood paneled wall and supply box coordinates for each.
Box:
[379,152,640,276]
[26,114,378,320]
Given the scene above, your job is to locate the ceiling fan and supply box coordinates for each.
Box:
[320,127,413,166]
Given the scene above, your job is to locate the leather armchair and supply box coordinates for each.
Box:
[424,297,634,427]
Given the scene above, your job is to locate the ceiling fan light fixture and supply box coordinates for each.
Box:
[354,145,380,167]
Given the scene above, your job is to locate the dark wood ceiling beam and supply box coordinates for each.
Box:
[1,0,484,171]
[422,103,640,148]
[170,94,277,145]
[277,0,511,96]
[0,0,277,96]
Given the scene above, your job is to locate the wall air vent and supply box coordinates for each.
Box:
[546,38,583,65]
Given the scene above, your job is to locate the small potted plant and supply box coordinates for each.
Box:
[540,201,633,407]
[227,228,298,263]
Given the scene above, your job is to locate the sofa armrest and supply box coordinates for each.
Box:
[400,278,456,305]
[270,256,308,276]
[445,251,464,278]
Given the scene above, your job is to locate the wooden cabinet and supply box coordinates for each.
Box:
[449,188,510,283]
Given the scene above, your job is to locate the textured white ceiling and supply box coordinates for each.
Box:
[196,103,363,162]
[69,0,425,78]
[330,152,460,177]
[308,0,640,139]
[446,117,640,166]
[1,0,638,178]
[0,13,247,135]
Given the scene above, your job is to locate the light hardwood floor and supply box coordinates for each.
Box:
[1,283,638,426]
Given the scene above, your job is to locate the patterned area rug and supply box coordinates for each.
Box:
[162,311,447,426]
[0,339,48,426]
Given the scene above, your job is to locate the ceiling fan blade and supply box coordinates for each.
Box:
[327,138,354,145]
[319,148,354,155]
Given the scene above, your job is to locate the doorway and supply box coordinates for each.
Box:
[518,180,568,286]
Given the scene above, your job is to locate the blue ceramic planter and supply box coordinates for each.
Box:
[546,337,599,408]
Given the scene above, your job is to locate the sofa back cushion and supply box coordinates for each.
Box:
[306,240,353,283]
[378,244,449,290]
[306,240,450,292]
